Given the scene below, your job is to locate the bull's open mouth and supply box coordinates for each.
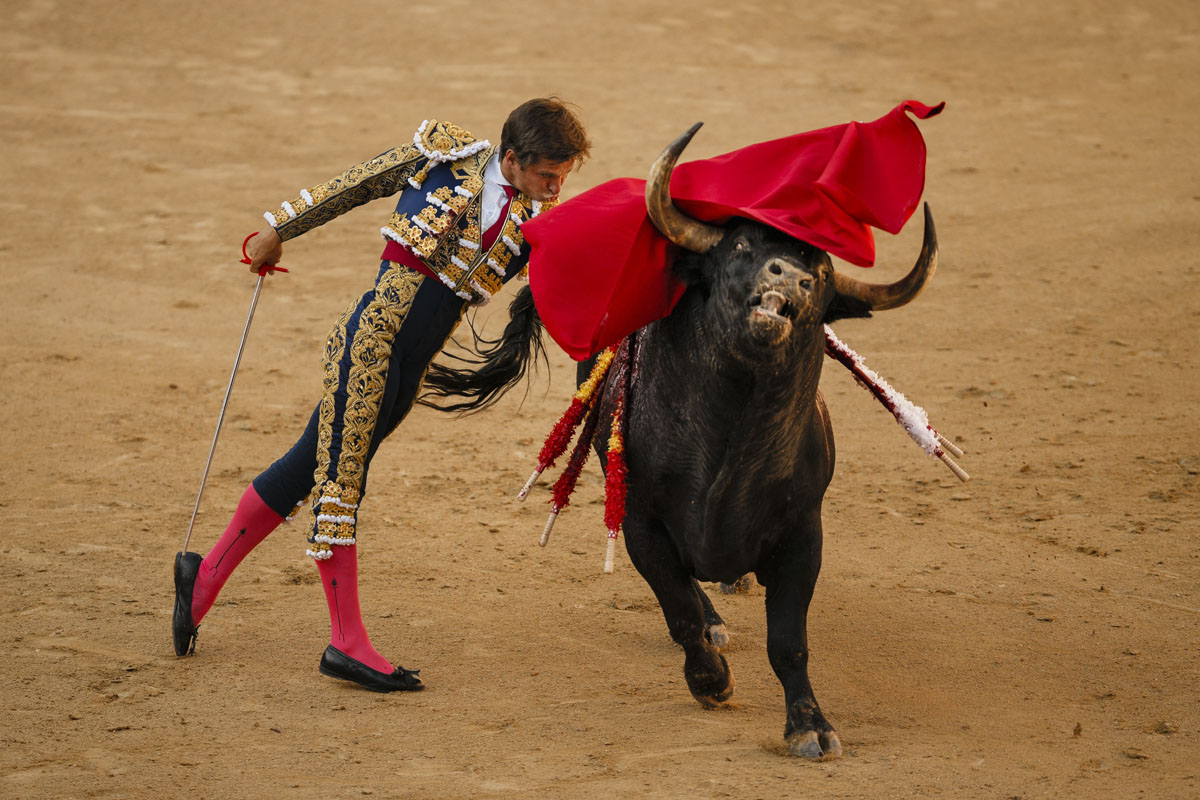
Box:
[748,289,796,324]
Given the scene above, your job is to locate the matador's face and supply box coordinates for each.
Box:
[502,150,575,202]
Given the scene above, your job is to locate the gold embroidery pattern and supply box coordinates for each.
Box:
[459,175,486,195]
[334,266,425,490]
[376,297,466,439]
[263,120,485,241]
[471,267,505,299]
[269,146,424,241]
[393,176,484,244]
[285,488,317,532]
[417,204,452,235]
[306,481,362,560]
[378,152,556,303]
[455,194,555,301]
[422,120,476,154]
[380,150,489,295]
[315,304,355,492]
[409,120,487,188]
[306,265,425,558]
[383,212,440,259]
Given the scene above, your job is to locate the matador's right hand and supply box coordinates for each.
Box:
[244,226,284,274]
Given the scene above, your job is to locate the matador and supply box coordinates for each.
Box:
[173,98,590,692]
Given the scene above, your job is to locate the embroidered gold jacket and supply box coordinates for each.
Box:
[263,120,555,303]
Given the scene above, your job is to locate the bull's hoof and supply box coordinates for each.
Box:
[786,729,843,759]
[706,623,730,651]
[685,651,734,708]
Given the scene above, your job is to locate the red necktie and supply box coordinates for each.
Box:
[482,185,516,250]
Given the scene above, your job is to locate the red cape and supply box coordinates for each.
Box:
[523,100,944,360]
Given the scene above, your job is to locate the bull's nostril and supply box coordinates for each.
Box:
[768,261,783,275]
[800,278,813,289]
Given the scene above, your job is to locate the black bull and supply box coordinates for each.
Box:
[578,125,938,758]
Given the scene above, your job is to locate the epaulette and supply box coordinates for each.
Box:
[417,120,481,157]
[408,119,492,189]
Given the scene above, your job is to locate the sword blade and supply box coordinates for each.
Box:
[181,273,267,553]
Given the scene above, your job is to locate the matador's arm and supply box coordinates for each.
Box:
[262,146,424,242]
[260,119,488,242]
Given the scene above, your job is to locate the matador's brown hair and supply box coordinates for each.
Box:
[499,97,591,168]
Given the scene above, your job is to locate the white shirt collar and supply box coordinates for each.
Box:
[484,152,511,187]
[479,152,515,232]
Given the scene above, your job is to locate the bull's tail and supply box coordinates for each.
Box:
[418,284,547,414]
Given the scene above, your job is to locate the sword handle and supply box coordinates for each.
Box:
[240,231,289,275]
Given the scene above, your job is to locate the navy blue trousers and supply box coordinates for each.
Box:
[252,261,464,521]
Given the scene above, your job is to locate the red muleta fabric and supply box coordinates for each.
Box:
[522,100,944,361]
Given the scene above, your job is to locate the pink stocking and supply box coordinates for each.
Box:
[191,483,283,623]
[315,544,393,674]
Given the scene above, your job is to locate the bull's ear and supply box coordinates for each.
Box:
[671,250,711,291]
[824,292,873,323]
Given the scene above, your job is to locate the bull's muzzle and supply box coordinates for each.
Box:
[748,259,812,341]
[765,257,812,288]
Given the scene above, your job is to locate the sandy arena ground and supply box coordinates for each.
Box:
[2,0,1197,797]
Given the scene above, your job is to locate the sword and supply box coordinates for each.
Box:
[180,232,288,553]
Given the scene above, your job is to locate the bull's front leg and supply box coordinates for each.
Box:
[760,509,842,758]
[624,516,734,707]
[693,578,731,650]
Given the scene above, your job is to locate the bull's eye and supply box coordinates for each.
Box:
[734,237,750,252]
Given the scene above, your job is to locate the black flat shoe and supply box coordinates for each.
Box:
[173,551,202,656]
[318,645,424,692]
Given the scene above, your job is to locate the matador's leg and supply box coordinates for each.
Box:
[307,262,464,688]
[306,263,428,559]
[176,396,321,656]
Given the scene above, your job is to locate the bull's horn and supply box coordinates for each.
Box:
[833,203,938,310]
[645,122,725,253]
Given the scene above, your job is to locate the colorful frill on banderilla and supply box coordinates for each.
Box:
[517,334,635,573]
[519,325,970,574]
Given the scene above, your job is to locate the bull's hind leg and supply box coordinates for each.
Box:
[759,509,842,759]
[625,518,734,707]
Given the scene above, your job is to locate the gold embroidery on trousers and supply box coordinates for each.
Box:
[306,481,362,560]
[334,266,424,490]
[307,266,424,556]
[315,305,355,492]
